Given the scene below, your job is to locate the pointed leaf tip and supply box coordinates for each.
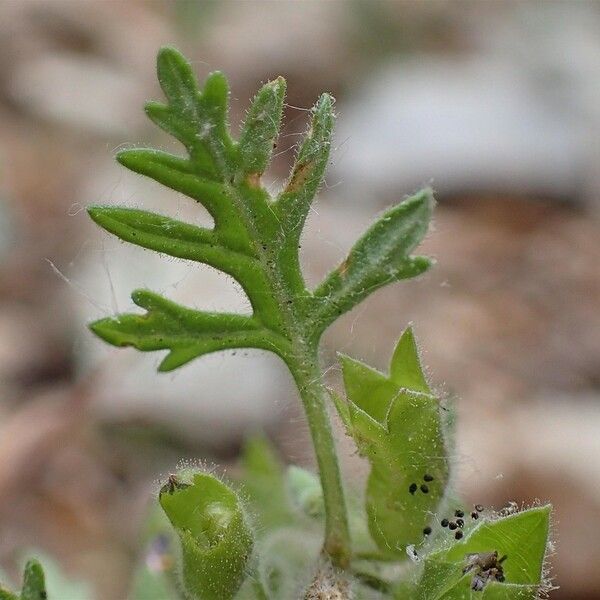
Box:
[389,326,430,393]
[311,187,435,332]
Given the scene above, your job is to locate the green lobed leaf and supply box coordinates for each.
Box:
[89,51,439,571]
[311,189,434,334]
[416,506,551,599]
[334,327,450,557]
[90,289,287,372]
[114,149,254,254]
[159,472,254,600]
[86,205,268,294]
[90,47,434,388]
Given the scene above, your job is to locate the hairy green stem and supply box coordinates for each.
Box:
[288,343,351,568]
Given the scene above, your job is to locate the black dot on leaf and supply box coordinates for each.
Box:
[409,483,417,495]
[455,531,463,540]
[475,504,484,512]
[420,484,429,494]
[423,473,434,482]
[423,526,432,535]
[471,511,479,519]
[448,521,457,530]
[455,509,464,518]
[441,518,449,527]
[456,518,464,528]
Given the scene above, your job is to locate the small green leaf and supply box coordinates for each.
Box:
[334,327,450,556]
[312,189,434,333]
[239,78,286,179]
[286,466,324,518]
[416,506,551,599]
[90,289,285,371]
[19,553,90,600]
[20,560,47,600]
[159,472,254,600]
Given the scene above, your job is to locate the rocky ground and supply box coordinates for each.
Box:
[0,2,598,598]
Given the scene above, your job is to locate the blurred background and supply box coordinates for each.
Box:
[0,1,599,598]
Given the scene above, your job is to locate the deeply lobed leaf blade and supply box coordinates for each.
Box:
[89,289,286,371]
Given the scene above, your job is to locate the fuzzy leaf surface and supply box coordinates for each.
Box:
[416,506,551,599]
[90,289,286,371]
[159,472,253,600]
[334,327,450,556]
[239,78,286,177]
[89,46,433,380]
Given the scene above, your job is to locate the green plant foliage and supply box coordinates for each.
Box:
[88,45,434,569]
[415,505,551,599]
[88,46,432,370]
[159,472,254,600]
[333,327,450,556]
[0,560,47,600]
[79,45,556,597]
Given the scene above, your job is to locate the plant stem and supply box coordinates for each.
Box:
[289,343,351,568]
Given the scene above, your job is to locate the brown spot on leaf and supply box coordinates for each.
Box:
[338,258,350,277]
[245,172,262,188]
[286,161,313,193]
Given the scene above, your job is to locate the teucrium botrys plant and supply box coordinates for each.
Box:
[45,46,553,599]
[88,46,432,569]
